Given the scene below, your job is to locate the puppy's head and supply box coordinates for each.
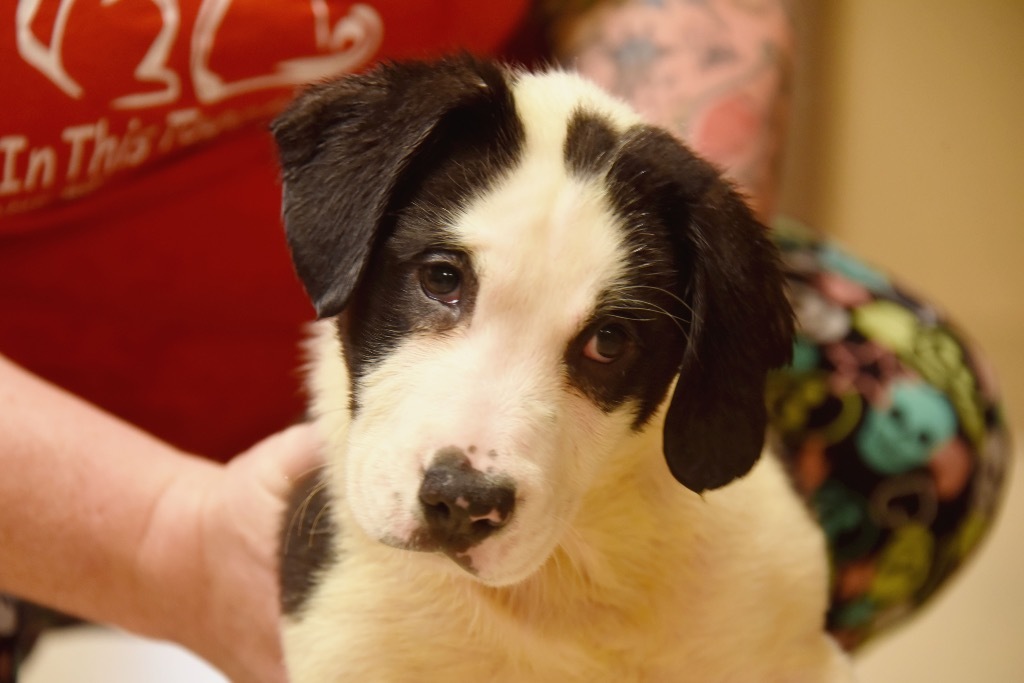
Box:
[273,56,793,585]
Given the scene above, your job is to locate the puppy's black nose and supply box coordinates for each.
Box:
[419,449,516,552]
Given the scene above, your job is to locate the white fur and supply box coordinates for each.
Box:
[285,70,855,682]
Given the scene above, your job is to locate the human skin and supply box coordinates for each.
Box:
[0,353,321,683]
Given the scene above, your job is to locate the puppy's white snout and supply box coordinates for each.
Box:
[418,447,516,553]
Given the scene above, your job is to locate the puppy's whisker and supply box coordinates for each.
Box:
[284,478,330,554]
[309,502,334,548]
[613,283,694,318]
[603,297,690,334]
[612,298,685,322]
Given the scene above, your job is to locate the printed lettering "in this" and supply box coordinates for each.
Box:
[0,118,156,198]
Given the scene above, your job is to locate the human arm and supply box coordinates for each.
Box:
[0,353,321,683]
[542,0,796,222]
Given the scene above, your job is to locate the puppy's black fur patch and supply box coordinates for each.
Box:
[272,55,524,321]
[561,113,794,491]
[338,239,479,409]
[279,470,337,617]
[564,109,618,177]
[606,126,794,493]
[273,56,524,408]
[560,111,690,426]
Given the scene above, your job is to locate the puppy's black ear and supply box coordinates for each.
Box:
[271,56,519,318]
[612,128,794,493]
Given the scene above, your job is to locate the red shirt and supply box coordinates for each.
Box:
[1,0,529,459]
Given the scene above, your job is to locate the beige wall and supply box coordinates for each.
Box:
[779,2,1024,680]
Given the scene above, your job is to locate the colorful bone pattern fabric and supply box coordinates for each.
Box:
[768,219,1013,650]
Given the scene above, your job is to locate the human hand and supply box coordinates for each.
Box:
[144,424,324,683]
[0,354,325,682]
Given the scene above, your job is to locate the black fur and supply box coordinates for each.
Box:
[560,114,793,491]
[606,126,794,493]
[564,109,618,178]
[279,470,337,617]
[337,233,480,406]
[272,55,524,320]
[560,111,688,426]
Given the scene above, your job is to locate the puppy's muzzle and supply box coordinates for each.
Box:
[418,448,516,553]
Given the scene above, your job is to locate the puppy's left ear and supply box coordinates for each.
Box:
[271,57,520,318]
[612,128,794,493]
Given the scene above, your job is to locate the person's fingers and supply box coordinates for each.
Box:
[235,422,327,500]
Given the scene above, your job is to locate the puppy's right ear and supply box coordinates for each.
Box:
[271,57,518,318]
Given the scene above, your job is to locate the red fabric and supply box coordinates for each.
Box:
[0,0,529,459]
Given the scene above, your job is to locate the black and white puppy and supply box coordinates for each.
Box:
[274,56,854,682]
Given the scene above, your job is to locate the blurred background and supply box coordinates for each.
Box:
[21,0,1024,681]
[780,1,1023,680]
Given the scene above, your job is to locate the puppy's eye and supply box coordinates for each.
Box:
[582,324,631,363]
[420,262,462,304]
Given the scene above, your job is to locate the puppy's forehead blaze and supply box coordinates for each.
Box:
[455,172,627,332]
[452,103,636,338]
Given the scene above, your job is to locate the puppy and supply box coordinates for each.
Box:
[273,56,855,682]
